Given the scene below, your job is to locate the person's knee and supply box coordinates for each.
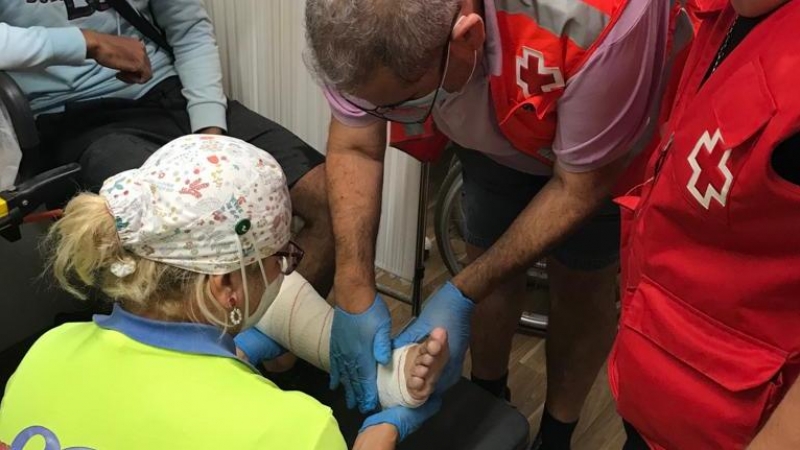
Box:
[79,133,159,191]
[290,164,330,228]
[548,258,618,311]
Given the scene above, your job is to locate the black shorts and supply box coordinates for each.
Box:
[455,144,620,271]
[35,76,324,192]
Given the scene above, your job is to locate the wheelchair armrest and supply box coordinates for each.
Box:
[0,72,38,151]
[0,163,81,242]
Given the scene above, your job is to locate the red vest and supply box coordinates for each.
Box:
[389,0,629,165]
[609,2,800,449]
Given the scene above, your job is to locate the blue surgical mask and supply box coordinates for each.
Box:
[342,12,482,123]
[388,47,478,122]
[347,42,453,124]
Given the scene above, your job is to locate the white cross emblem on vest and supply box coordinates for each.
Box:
[686,129,734,209]
[516,47,565,97]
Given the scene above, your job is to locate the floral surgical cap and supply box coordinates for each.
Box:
[100,135,292,275]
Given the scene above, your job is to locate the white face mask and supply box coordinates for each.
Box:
[391,47,478,120]
[242,259,284,329]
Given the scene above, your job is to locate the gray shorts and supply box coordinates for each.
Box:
[455,145,620,271]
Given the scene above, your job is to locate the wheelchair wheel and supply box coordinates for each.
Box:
[433,159,550,334]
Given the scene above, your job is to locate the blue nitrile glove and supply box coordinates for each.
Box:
[330,294,393,413]
[359,395,443,441]
[234,327,286,364]
[393,281,475,394]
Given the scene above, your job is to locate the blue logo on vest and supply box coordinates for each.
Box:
[2,426,95,450]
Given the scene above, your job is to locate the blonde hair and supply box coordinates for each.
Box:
[45,192,256,330]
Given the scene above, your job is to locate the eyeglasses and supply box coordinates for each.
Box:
[340,11,459,124]
[273,241,304,276]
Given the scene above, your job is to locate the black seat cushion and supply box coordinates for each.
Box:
[268,360,530,450]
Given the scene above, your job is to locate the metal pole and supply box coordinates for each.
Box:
[374,162,430,315]
[376,284,412,306]
[411,162,430,317]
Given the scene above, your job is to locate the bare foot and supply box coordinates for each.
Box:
[403,327,449,402]
[261,352,297,374]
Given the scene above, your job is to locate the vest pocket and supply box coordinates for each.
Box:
[613,277,787,450]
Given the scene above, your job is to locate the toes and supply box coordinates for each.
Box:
[407,375,425,390]
[412,364,430,379]
[425,338,443,357]
[430,328,448,346]
[418,353,435,367]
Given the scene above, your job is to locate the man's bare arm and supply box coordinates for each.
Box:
[326,117,387,312]
[452,155,629,301]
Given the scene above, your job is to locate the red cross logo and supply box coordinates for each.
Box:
[516,47,565,97]
[686,129,733,209]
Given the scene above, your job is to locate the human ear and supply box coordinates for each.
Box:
[208,273,237,310]
[452,13,485,53]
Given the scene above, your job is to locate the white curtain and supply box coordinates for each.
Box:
[204,0,329,151]
[204,0,421,280]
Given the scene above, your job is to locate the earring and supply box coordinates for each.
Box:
[229,299,243,326]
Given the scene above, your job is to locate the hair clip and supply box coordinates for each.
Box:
[110,258,137,278]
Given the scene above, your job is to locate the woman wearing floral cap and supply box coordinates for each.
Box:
[0,135,452,450]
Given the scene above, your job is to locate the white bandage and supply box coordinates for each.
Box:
[377,344,425,409]
[256,272,332,371]
[254,272,425,408]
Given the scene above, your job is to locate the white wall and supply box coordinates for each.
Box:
[204,0,421,280]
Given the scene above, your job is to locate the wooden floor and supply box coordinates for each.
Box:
[374,158,626,449]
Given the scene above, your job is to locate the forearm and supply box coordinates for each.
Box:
[0,24,86,71]
[150,0,227,132]
[354,423,398,450]
[749,379,800,449]
[453,157,628,301]
[327,119,387,312]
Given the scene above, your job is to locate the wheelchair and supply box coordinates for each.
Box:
[0,72,80,243]
[0,71,94,393]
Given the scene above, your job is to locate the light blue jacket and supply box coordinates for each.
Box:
[0,0,226,132]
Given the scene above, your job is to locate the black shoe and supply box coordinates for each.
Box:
[471,373,512,402]
[532,410,577,450]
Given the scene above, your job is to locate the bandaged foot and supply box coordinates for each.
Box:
[402,328,449,403]
[249,272,450,409]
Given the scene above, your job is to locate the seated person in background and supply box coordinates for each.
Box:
[0,135,452,450]
[0,0,333,295]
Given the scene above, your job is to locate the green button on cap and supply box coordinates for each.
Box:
[235,218,252,236]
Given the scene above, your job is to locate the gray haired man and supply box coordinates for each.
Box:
[306,0,671,447]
